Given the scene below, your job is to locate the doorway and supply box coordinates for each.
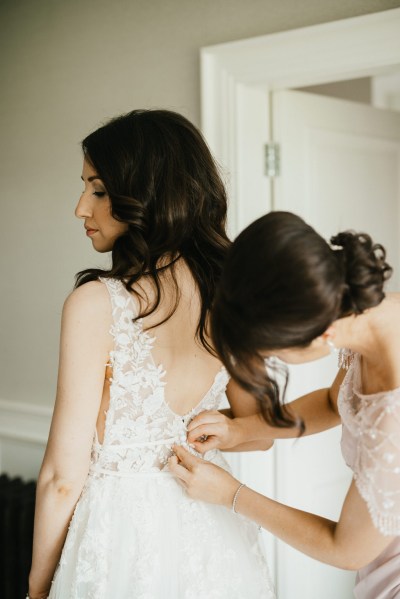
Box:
[201,8,400,598]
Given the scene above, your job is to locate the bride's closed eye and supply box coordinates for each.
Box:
[93,191,107,198]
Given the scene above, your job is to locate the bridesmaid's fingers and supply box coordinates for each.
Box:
[168,455,191,483]
[187,410,222,431]
[190,438,219,454]
[187,424,221,444]
[172,444,202,471]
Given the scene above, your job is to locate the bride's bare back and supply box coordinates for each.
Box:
[96,260,223,443]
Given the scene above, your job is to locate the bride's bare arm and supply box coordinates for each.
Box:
[28,282,112,599]
[187,368,344,453]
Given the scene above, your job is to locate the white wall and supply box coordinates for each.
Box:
[0,0,399,476]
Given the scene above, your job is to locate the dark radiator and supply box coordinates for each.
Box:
[0,474,36,599]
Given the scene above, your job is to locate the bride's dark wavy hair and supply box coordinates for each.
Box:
[76,109,230,350]
[211,211,392,431]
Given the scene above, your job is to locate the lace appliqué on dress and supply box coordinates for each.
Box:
[89,277,230,474]
[49,277,275,599]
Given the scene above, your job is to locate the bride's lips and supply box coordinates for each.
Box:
[85,227,98,237]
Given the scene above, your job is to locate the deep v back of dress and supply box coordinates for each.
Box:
[92,277,229,474]
[48,277,275,599]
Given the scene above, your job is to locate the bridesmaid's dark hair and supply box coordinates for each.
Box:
[76,109,230,351]
[211,211,392,430]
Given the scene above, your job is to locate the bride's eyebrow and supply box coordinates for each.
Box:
[80,175,103,182]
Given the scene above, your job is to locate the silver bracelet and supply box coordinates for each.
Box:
[232,483,246,513]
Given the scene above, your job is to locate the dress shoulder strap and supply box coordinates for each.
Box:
[98,277,138,342]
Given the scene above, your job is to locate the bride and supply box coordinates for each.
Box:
[27,109,275,599]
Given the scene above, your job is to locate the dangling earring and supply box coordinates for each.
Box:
[326,338,338,354]
[338,348,353,370]
[327,338,354,370]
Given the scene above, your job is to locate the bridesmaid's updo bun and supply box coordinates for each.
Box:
[330,231,392,316]
[211,211,393,430]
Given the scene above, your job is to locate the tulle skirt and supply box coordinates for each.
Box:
[49,469,275,599]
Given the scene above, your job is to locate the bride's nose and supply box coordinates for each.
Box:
[75,192,93,219]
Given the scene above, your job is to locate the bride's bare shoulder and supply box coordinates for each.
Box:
[62,280,111,320]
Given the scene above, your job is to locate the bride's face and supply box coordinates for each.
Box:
[75,159,128,253]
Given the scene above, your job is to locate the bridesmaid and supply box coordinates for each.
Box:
[170,211,400,599]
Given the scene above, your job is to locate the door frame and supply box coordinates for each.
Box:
[200,7,400,234]
[200,9,400,589]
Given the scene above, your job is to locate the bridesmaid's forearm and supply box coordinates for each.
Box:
[232,388,340,445]
[233,413,299,443]
[222,438,274,452]
[234,486,346,568]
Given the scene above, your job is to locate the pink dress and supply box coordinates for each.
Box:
[338,352,400,599]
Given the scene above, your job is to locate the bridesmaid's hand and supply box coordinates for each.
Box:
[186,410,242,454]
[169,445,240,508]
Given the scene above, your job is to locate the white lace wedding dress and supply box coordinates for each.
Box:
[48,278,275,599]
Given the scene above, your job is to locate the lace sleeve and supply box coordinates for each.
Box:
[354,392,400,536]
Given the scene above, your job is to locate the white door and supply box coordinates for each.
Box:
[270,90,400,598]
